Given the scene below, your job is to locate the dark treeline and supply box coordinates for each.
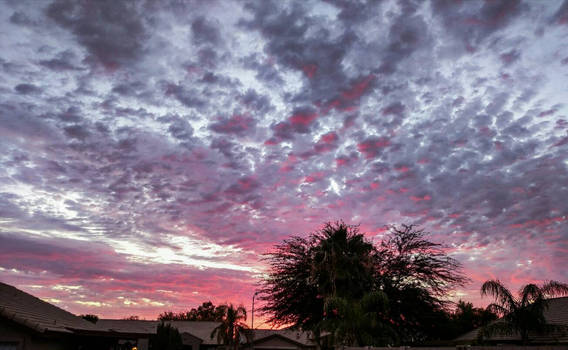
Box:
[158,301,224,321]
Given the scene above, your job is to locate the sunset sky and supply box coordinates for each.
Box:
[1,0,567,323]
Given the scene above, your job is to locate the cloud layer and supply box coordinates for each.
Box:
[1,0,567,320]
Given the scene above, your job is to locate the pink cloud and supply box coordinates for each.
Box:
[304,171,325,183]
[319,131,338,143]
[289,111,318,126]
[342,74,375,100]
[410,194,431,202]
[357,137,391,159]
[302,64,318,78]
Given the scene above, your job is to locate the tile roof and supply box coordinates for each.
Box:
[96,320,223,344]
[252,329,315,346]
[96,320,315,346]
[0,280,317,346]
[170,321,224,344]
[455,297,568,344]
[0,281,100,334]
[95,319,161,335]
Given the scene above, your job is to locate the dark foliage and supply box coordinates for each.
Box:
[159,301,224,321]
[122,315,140,320]
[260,221,468,346]
[376,224,468,298]
[150,322,183,350]
[376,224,469,343]
[259,235,323,331]
[210,304,251,350]
[452,300,497,335]
[80,314,99,323]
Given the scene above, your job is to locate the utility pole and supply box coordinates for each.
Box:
[251,291,260,350]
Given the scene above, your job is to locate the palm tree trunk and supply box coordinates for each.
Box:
[521,329,529,345]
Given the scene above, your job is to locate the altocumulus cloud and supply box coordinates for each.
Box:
[0,0,567,319]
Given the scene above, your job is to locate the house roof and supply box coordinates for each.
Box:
[253,329,314,346]
[96,320,315,346]
[455,297,568,344]
[96,320,222,344]
[171,321,224,344]
[0,281,100,334]
[95,319,160,335]
[0,280,316,346]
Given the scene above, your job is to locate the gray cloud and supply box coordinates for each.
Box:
[46,0,149,68]
[0,0,567,316]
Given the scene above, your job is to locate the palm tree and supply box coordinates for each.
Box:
[321,291,397,346]
[211,304,251,350]
[310,221,375,299]
[480,279,568,344]
[309,222,395,346]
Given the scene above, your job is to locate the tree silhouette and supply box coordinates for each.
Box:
[320,290,397,346]
[260,222,466,346]
[80,314,99,323]
[452,300,497,334]
[480,279,568,344]
[310,222,393,346]
[210,304,251,350]
[151,322,183,350]
[310,222,375,299]
[159,301,224,321]
[260,222,378,346]
[375,224,469,343]
[122,315,140,320]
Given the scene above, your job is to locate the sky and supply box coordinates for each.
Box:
[0,0,567,323]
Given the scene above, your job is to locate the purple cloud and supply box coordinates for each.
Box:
[0,0,567,320]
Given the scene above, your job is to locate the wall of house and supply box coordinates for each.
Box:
[251,336,302,350]
[0,318,73,350]
[0,320,27,350]
[180,332,202,350]
[137,338,149,350]
[24,336,70,350]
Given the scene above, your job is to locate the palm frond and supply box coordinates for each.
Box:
[485,303,508,317]
[541,280,568,298]
[481,280,516,310]
[520,284,544,307]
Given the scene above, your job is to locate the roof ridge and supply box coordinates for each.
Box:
[0,281,98,332]
[0,282,80,319]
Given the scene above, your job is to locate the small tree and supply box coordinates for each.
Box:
[123,315,140,320]
[453,300,497,331]
[211,304,251,350]
[480,279,568,344]
[441,300,498,340]
[151,322,183,350]
[80,314,99,323]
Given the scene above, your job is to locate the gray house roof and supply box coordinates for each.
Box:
[0,280,317,346]
[253,329,315,346]
[455,297,568,344]
[97,319,316,346]
[96,319,222,344]
[0,281,100,334]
